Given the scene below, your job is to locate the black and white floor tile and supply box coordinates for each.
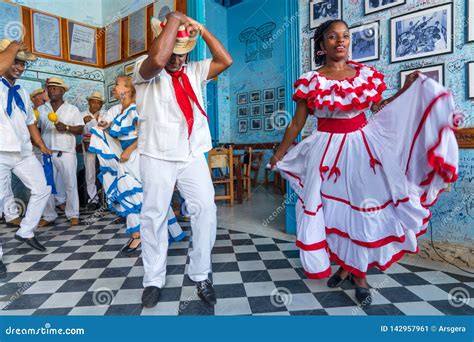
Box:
[0,211,473,316]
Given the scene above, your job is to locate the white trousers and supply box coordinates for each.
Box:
[0,153,51,258]
[43,152,80,221]
[2,172,19,222]
[140,154,216,288]
[83,147,98,204]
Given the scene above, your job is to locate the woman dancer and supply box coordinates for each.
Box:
[89,75,184,252]
[271,20,459,306]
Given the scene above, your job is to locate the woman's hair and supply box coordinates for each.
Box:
[313,19,349,67]
[116,75,136,102]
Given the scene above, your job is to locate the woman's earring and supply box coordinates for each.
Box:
[316,50,327,56]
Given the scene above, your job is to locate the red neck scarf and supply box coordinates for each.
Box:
[166,67,207,139]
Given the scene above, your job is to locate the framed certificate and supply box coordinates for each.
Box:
[128,8,147,57]
[153,0,175,21]
[67,20,98,66]
[0,2,23,41]
[31,10,62,58]
[105,20,122,65]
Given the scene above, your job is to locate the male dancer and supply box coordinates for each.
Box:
[38,78,84,226]
[0,39,52,276]
[82,91,105,210]
[133,12,232,307]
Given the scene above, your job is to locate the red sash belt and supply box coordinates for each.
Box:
[317,113,367,133]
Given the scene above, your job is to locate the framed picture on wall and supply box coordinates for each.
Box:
[249,90,261,102]
[264,117,275,131]
[128,8,147,57]
[251,105,261,116]
[263,89,275,101]
[310,37,317,71]
[468,0,474,43]
[277,87,285,99]
[349,21,380,63]
[400,64,444,88]
[278,101,285,111]
[364,0,405,15]
[124,62,135,75]
[108,84,117,103]
[310,0,342,30]
[238,106,248,118]
[237,92,248,105]
[31,10,62,58]
[67,21,98,66]
[250,118,262,130]
[105,20,122,65]
[264,103,275,115]
[238,119,248,133]
[468,62,474,99]
[390,3,453,63]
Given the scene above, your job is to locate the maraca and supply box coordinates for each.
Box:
[33,109,40,121]
[48,112,58,123]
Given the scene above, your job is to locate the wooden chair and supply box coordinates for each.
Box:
[250,152,264,187]
[240,147,253,200]
[208,146,234,205]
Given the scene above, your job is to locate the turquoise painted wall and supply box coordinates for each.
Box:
[297,0,473,247]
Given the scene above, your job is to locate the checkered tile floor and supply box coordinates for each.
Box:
[0,211,473,316]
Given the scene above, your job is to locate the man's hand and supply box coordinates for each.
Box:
[10,41,28,52]
[40,145,52,155]
[83,116,93,124]
[55,122,68,132]
[184,17,202,36]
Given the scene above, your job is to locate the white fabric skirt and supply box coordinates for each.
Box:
[277,75,459,279]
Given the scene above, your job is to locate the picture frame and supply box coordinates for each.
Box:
[124,62,135,76]
[263,88,275,101]
[238,119,248,133]
[468,62,474,99]
[249,90,261,103]
[238,106,248,118]
[390,3,453,63]
[277,86,285,99]
[108,84,118,103]
[251,105,262,116]
[128,8,148,57]
[468,0,474,43]
[237,92,248,105]
[104,20,122,66]
[31,10,63,59]
[264,117,275,131]
[310,0,342,30]
[278,101,285,111]
[349,21,380,63]
[310,37,317,71]
[364,0,406,15]
[264,103,275,115]
[250,118,262,130]
[67,20,99,66]
[400,64,444,88]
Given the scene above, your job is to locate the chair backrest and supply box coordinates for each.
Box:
[208,146,234,174]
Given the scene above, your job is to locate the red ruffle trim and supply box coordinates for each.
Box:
[292,63,386,113]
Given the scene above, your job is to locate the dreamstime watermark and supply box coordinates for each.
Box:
[352,277,389,314]
[448,287,470,308]
[262,13,299,49]
[92,287,114,307]
[262,191,298,227]
[270,287,292,308]
[4,21,25,41]
[4,323,85,336]
[2,281,32,309]
[4,198,26,218]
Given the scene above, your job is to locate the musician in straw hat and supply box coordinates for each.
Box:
[82,91,105,210]
[133,11,232,308]
[0,39,53,277]
[37,77,84,227]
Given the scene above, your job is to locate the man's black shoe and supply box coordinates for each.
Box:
[196,280,217,305]
[14,235,46,252]
[141,286,161,308]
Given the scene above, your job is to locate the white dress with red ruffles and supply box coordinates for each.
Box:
[276,61,460,279]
